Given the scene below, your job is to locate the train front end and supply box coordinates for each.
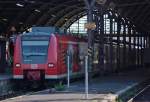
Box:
[13,32,57,80]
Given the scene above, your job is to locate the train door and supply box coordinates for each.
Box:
[67,43,74,74]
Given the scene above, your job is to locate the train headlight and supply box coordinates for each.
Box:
[15,63,21,68]
[48,63,54,68]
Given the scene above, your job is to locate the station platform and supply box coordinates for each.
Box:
[0,74,12,80]
[2,68,150,102]
[0,74,13,97]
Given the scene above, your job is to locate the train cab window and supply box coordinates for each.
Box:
[22,41,49,64]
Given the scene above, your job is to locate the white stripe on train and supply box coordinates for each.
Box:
[13,72,83,79]
[13,75,23,79]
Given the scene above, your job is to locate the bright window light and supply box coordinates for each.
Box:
[16,3,24,7]
[34,9,41,13]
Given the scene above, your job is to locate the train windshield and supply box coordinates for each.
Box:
[22,40,49,64]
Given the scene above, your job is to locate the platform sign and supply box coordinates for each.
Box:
[84,22,96,30]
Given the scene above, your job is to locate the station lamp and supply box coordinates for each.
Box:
[51,14,56,18]
[19,22,23,25]
[65,18,68,21]
[16,3,24,7]
[0,17,8,22]
[115,13,118,17]
[34,9,41,13]
[2,18,8,21]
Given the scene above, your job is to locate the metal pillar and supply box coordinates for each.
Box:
[133,30,137,66]
[94,6,104,74]
[144,36,146,48]
[146,36,149,48]
[84,0,96,99]
[109,15,113,71]
[123,22,126,69]
[137,34,140,67]
[145,36,146,48]
[128,25,132,67]
[139,36,141,66]
[84,0,95,72]
[140,36,143,67]
[145,36,147,48]
[99,6,105,73]
[117,18,121,72]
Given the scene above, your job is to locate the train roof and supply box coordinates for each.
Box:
[21,27,66,37]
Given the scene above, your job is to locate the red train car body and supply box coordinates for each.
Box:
[13,31,86,80]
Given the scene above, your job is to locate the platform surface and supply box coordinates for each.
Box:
[2,68,150,102]
[0,74,12,80]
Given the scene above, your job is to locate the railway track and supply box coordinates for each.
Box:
[128,85,150,102]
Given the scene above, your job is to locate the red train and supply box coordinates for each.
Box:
[13,28,89,80]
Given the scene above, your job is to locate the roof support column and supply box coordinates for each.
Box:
[128,24,132,67]
[145,36,147,48]
[109,15,113,72]
[146,36,149,48]
[140,36,143,67]
[137,34,140,67]
[84,0,96,79]
[123,22,126,69]
[84,0,95,49]
[133,30,137,66]
[143,36,146,48]
[98,6,105,74]
[117,18,121,72]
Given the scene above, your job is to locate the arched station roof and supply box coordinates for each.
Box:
[0,0,149,34]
